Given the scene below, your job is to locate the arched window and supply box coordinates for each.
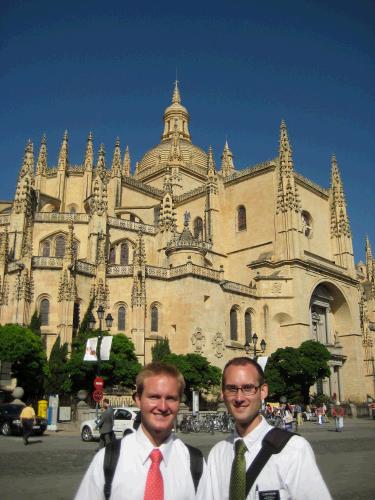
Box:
[301,211,312,238]
[151,305,159,332]
[238,206,247,231]
[55,235,66,257]
[193,217,204,239]
[230,307,238,341]
[109,247,116,264]
[245,310,252,343]
[40,299,49,326]
[42,240,51,257]
[118,306,126,331]
[120,242,129,265]
[129,213,136,222]
[69,206,77,215]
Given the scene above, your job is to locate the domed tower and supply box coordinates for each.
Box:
[161,80,191,142]
[135,82,208,191]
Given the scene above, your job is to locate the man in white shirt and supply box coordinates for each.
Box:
[75,362,207,499]
[204,357,332,500]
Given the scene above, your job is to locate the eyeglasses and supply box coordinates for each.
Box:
[224,384,262,396]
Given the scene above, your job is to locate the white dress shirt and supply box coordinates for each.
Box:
[204,417,332,500]
[74,426,207,500]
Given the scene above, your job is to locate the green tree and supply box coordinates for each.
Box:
[67,331,142,393]
[78,297,95,334]
[164,353,221,399]
[29,310,42,336]
[0,324,47,399]
[265,340,331,403]
[151,337,171,362]
[44,336,71,395]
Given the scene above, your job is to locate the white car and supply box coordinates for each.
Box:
[80,407,140,442]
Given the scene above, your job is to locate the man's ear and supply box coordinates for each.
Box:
[261,383,269,401]
[135,393,141,410]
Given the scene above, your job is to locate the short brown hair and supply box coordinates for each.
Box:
[222,357,265,388]
[136,362,186,399]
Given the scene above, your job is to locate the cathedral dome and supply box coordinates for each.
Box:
[136,81,208,177]
[137,138,208,175]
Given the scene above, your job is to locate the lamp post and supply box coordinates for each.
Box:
[88,306,113,417]
[244,333,266,360]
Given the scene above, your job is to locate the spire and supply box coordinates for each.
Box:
[276,120,300,214]
[279,120,293,174]
[134,231,146,266]
[123,145,131,177]
[36,134,47,176]
[96,143,106,179]
[64,222,75,264]
[330,154,351,237]
[84,132,94,171]
[111,137,122,177]
[19,139,34,178]
[220,139,235,176]
[207,146,216,177]
[172,80,181,104]
[365,236,374,281]
[58,131,68,171]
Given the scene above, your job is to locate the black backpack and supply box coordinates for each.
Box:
[245,427,296,496]
[103,437,203,500]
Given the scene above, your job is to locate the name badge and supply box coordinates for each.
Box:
[258,491,280,500]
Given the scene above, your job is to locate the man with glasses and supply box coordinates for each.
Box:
[204,357,331,499]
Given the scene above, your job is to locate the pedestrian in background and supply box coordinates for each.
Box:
[96,398,114,450]
[332,403,345,432]
[20,403,36,445]
[294,403,303,427]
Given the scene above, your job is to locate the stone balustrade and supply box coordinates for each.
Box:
[75,260,96,276]
[0,215,10,225]
[107,216,157,234]
[107,264,133,276]
[35,212,89,223]
[32,256,63,269]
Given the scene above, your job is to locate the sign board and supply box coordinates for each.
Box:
[93,376,104,390]
[58,406,72,422]
[192,390,199,415]
[93,389,104,402]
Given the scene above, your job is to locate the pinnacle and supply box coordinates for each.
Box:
[172,79,181,104]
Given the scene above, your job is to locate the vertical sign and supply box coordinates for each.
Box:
[192,391,199,415]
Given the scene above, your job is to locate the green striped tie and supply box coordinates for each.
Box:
[229,439,248,500]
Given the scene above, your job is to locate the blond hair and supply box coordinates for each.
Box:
[136,362,185,399]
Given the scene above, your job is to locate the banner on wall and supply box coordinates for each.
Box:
[100,336,113,361]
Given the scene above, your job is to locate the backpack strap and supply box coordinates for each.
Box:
[185,443,204,492]
[245,428,296,496]
[103,438,122,500]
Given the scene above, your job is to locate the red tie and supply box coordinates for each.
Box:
[144,448,164,500]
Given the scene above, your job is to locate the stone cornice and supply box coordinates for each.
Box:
[223,159,276,186]
[122,176,163,199]
[294,172,329,198]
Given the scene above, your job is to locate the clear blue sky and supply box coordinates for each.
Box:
[1,0,374,262]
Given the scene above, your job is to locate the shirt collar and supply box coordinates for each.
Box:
[136,425,174,466]
[233,415,270,449]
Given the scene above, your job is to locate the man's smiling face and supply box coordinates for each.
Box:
[135,374,180,446]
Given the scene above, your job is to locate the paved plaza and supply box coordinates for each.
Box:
[0,418,374,499]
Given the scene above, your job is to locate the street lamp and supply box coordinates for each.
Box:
[244,332,266,360]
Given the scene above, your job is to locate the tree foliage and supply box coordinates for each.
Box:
[44,336,71,395]
[163,353,221,398]
[151,337,171,362]
[67,331,142,393]
[265,340,331,403]
[0,324,47,399]
[29,310,41,336]
[78,297,95,335]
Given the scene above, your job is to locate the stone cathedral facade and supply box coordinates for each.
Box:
[0,82,373,402]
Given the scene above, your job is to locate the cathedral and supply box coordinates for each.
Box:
[0,82,373,402]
